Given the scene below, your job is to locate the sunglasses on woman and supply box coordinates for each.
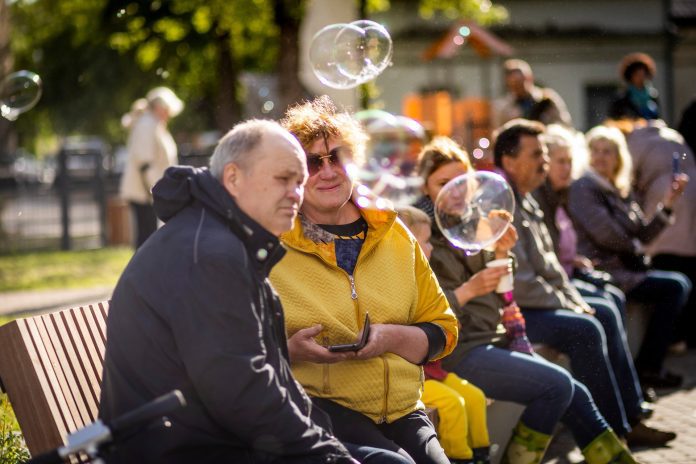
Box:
[306,146,350,176]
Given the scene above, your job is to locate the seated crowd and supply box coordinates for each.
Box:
[99,58,693,464]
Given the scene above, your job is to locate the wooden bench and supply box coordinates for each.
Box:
[0,301,108,457]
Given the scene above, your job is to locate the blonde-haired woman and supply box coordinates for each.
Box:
[568,125,691,389]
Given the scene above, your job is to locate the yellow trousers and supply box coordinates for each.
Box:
[423,373,490,460]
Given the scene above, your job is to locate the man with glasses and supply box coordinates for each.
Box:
[270,96,459,464]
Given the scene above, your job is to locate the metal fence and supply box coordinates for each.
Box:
[0,145,212,254]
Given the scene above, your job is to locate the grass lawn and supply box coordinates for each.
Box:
[0,247,133,293]
[0,247,133,461]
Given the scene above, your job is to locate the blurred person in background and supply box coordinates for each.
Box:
[568,125,691,389]
[492,59,572,129]
[608,53,661,121]
[622,119,696,350]
[415,135,642,464]
[677,96,696,156]
[120,87,183,248]
[533,125,673,447]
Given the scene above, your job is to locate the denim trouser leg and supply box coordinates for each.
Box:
[573,279,627,324]
[559,377,611,449]
[628,270,691,373]
[521,308,630,436]
[583,295,644,423]
[451,344,606,446]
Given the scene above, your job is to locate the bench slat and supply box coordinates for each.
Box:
[31,316,84,431]
[0,302,110,456]
[49,312,99,423]
[60,311,101,415]
[69,307,104,384]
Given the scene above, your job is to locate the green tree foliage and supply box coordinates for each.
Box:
[7,0,505,152]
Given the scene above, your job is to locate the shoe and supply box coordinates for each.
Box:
[625,422,676,448]
[639,370,683,389]
[634,401,654,421]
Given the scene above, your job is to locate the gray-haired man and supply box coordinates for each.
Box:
[100,120,363,463]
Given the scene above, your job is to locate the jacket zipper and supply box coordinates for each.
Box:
[348,275,358,300]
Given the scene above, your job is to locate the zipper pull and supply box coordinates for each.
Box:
[348,275,358,300]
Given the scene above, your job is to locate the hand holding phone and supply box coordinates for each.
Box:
[327,313,371,353]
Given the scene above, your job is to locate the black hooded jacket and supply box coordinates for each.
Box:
[99,166,351,463]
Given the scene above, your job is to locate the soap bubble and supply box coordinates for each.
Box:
[339,19,393,81]
[349,111,426,209]
[0,71,43,121]
[434,171,515,254]
[309,23,365,89]
[309,20,393,90]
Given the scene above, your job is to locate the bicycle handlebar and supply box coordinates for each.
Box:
[26,390,186,464]
[110,390,186,437]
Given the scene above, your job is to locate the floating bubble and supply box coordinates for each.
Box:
[348,19,392,80]
[434,171,515,255]
[309,21,392,89]
[349,111,426,209]
[309,23,364,89]
[0,71,42,121]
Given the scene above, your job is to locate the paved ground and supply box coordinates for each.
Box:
[543,348,696,464]
[1,287,694,463]
[0,285,113,316]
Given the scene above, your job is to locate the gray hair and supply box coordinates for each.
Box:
[209,119,285,180]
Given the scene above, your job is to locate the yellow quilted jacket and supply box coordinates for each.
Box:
[270,206,458,424]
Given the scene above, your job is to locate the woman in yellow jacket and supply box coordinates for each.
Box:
[271,96,458,464]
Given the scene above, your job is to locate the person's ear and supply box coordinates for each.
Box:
[501,154,516,175]
[222,163,241,197]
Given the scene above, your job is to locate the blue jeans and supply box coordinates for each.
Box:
[575,283,644,426]
[522,296,638,436]
[627,270,691,373]
[451,344,608,448]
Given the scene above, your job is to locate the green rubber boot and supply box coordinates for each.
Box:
[582,429,638,464]
[500,422,552,464]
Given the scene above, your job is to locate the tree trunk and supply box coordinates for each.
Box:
[214,32,241,133]
[0,0,16,158]
[274,0,305,114]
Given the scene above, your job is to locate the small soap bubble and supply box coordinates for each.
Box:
[0,71,43,121]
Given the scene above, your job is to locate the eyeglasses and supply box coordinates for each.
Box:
[306,146,349,176]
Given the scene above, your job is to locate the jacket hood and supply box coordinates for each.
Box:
[153,166,235,223]
[153,165,286,273]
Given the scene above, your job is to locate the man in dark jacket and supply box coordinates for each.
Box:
[99,120,358,463]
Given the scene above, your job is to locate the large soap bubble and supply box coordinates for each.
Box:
[309,20,392,90]
[0,71,43,121]
[434,171,515,254]
[349,111,426,209]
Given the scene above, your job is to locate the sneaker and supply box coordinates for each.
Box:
[625,422,677,448]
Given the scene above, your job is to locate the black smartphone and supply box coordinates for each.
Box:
[672,152,681,178]
[327,313,371,352]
